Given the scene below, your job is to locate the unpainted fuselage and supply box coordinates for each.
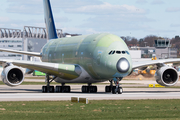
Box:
[41,33,132,82]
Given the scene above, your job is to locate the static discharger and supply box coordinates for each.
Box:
[71,97,89,104]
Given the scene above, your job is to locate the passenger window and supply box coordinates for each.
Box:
[109,51,112,55]
[122,51,125,54]
[112,51,115,54]
[116,51,121,54]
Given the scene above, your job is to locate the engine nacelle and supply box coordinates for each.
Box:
[1,65,24,86]
[155,66,179,86]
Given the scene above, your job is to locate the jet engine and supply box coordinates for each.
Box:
[1,65,24,86]
[155,66,179,86]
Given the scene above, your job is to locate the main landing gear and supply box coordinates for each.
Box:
[105,78,123,94]
[55,83,71,93]
[81,83,97,93]
[42,74,71,93]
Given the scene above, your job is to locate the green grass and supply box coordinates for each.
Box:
[0,100,180,120]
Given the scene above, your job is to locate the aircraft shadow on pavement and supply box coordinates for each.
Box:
[0,87,180,94]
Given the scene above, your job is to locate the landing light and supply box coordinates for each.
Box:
[116,58,130,73]
[120,61,129,71]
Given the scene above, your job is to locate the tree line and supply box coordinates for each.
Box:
[121,35,166,47]
[121,35,180,57]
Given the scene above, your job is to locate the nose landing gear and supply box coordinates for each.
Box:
[105,78,123,94]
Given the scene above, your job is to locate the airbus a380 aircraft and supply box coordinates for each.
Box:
[0,0,180,94]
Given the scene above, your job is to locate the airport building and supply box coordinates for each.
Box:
[0,28,23,60]
[0,26,63,60]
[129,39,177,61]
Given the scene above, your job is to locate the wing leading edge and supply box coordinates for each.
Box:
[132,58,180,69]
[0,48,42,57]
[0,59,82,80]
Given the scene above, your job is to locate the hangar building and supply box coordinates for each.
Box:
[0,26,63,60]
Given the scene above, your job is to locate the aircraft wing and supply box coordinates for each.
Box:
[0,48,42,57]
[132,58,180,69]
[0,59,81,80]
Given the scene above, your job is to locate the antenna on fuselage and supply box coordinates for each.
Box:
[43,0,58,40]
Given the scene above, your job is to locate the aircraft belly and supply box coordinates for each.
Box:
[54,66,107,83]
[54,77,107,83]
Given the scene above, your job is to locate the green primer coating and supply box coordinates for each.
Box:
[33,71,46,76]
[41,33,132,80]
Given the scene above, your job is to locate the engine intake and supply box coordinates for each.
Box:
[155,66,179,86]
[1,65,24,86]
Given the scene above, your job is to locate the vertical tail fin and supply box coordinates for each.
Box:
[43,0,58,40]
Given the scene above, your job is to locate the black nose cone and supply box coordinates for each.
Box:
[116,58,130,73]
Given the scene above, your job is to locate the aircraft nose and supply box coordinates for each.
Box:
[116,58,130,73]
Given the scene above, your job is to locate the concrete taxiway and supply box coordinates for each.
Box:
[1,84,180,101]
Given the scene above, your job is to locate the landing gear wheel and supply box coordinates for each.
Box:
[105,86,111,92]
[82,86,89,93]
[81,85,97,93]
[112,86,116,94]
[118,87,123,94]
[89,86,97,93]
[55,86,62,93]
[49,86,54,93]
[42,74,57,93]
[62,86,71,93]
[111,77,123,94]
[42,86,54,93]
[42,86,47,93]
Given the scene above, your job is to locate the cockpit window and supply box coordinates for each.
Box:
[122,51,125,54]
[108,50,129,55]
[109,51,112,55]
[126,51,130,55]
[116,51,121,54]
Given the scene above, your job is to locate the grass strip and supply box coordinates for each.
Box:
[0,99,180,120]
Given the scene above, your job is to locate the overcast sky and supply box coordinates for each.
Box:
[0,0,180,39]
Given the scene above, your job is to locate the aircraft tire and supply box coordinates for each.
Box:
[65,86,71,93]
[82,86,89,93]
[62,86,71,93]
[105,86,111,92]
[112,86,116,94]
[118,87,123,94]
[55,86,62,93]
[42,86,47,93]
[89,86,97,93]
[49,86,54,93]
